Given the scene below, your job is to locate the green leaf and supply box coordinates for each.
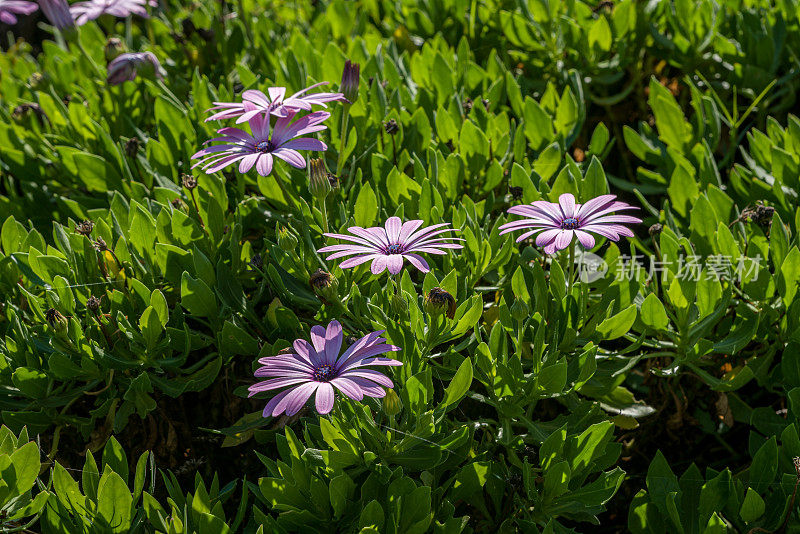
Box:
[597,304,637,339]
[739,487,765,523]
[354,184,378,227]
[442,358,473,408]
[641,294,669,330]
[181,272,218,318]
[96,470,133,533]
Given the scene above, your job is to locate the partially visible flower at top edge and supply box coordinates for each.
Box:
[37,0,74,30]
[70,0,156,26]
[249,320,402,417]
[191,108,329,177]
[205,82,347,123]
[499,193,641,255]
[318,216,464,275]
[340,60,360,104]
[106,52,165,86]
[0,1,38,25]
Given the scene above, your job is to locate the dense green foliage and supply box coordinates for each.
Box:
[2,0,800,532]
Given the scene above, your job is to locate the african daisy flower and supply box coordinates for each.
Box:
[191,108,329,177]
[318,217,464,275]
[205,82,347,123]
[499,193,641,254]
[249,320,402,417]
[38,0,73,29]
[70,0,155,26]
[0,1,38,25]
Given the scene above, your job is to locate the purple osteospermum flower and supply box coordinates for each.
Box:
[206,82,347,123]
[249,320,402,417]
[499,193,641,254]
[70,0,155,26]
[106,52,164,85]
[0,0,38,24]
[191,108,329,177]
[318,216,464,275]
[37,0,73,29]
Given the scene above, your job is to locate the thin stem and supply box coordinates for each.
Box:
[568,239,576,296]
[336,105,351,176]
[318,198,330,234]
[236,0,255,52]
[189,189,204,227]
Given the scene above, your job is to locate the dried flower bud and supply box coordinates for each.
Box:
[171,198,187,211]
[86,295,101,312]
[250,253,263,270]
[463,98,473,113]
[182,174,197,189]
[105,37,126,62]
[327,172,340,190]
[648,223,663,236]
[75,220,94,236]
[424,287,457,319]
[382,388,402,416]
[510,299,529,322]
[509,186,524,200]
[12,103,49,126]
[309,269,338,302]
[573,148,585,163]
[340,59,360,103]
[308,158,332,200]
[94,237,108,251]
[45,308,68,334]
[277,226,298,252]
[125,137,140,158]
[741,202,775,227]
[384,119,399,135]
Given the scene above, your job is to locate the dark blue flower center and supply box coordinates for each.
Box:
[255,140,274,153]
[313,364,336,382]
[386,244,403,254]
[561,217,580,230]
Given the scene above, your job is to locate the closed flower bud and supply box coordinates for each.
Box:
[309,269,338,302]
[105,37,126,62]
[648,223,663,236]
[93,237,108,251]
[106,52,165,86]
[86,295,101,312]
[384,119,399,135]
[181,174,197,189]
[308,158,332,200]
[75,220,94,236]
[45,308,68,334]
[277,226,299,252]
[340,60,360,103]
[510,299,529,322]
[382,388,402,416]
[424,287,456,319]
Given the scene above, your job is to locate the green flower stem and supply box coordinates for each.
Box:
[568,239,576,296]
[336,104,351,177]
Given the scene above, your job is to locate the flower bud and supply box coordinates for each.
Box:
[384,119,399,135]
[424,287,456,319]
[181,174,197,189]
[45,308,69,335]
[382,389,402,416]
[105,37,126,62]
[391,290,407,315]
[75,220,94,236]
[125,137,140,158]
[648,223,663,237]
[309,269,338,302]
[86,296,101,312]
[277,226,299,252]
[308,158,332,200]
[510,299,529,322]
[340,60,360,104]
[93,236,108,251]
[106,52,165,86]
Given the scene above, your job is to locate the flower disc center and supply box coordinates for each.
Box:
[255,140,274,153]
[313,364,336,382]
[386,244,403,255]
[561,217,580,230]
